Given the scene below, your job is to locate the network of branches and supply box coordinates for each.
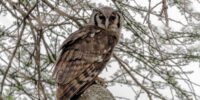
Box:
[0,0,200,100]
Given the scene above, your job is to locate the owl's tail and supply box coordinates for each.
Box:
[56,66,98,100]
[56,80,94,100]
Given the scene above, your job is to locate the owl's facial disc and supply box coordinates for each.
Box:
[90,7,123,32]
[96,12,118,30]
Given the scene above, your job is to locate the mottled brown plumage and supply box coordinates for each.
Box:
[53,7,123,100]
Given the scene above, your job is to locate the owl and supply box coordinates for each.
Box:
[53,7,123,100]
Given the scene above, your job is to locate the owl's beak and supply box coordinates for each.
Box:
[105,18,109,29]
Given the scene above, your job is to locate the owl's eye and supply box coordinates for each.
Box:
[110,16,116,21]
[99,15,105,20]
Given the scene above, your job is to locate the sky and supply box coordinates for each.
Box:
[0,0,200,100]
[91,0,200,100]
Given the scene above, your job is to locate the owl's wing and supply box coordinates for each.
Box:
[52,27,91,83]
[59,27,89,51]
[52,28,89,78]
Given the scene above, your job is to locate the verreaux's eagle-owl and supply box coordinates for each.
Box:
[53,7,123,100]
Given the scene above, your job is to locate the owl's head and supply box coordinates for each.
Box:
[89,7,123,32]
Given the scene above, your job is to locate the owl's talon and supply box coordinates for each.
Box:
[94,77,107,87]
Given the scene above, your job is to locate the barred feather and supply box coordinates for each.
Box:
[53,25,119,100]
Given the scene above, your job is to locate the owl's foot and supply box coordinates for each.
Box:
[94,77,107,87]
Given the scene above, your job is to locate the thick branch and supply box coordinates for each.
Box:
[76,84,115,100]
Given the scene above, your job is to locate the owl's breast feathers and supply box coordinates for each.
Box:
[60,25,119,51]
[53,25,119,100]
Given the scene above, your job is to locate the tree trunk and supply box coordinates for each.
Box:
[76,84,115,100]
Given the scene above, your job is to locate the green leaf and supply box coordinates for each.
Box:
[6,95,13,100]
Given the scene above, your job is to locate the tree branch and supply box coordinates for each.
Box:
[76,84,115,100]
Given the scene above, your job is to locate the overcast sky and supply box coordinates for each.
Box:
[0,0,200,100]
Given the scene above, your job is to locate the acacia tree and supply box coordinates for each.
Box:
[0,0,200,100]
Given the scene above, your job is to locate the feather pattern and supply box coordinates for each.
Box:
[53,25,119,100]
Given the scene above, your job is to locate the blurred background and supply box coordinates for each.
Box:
[0,0,200,100]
